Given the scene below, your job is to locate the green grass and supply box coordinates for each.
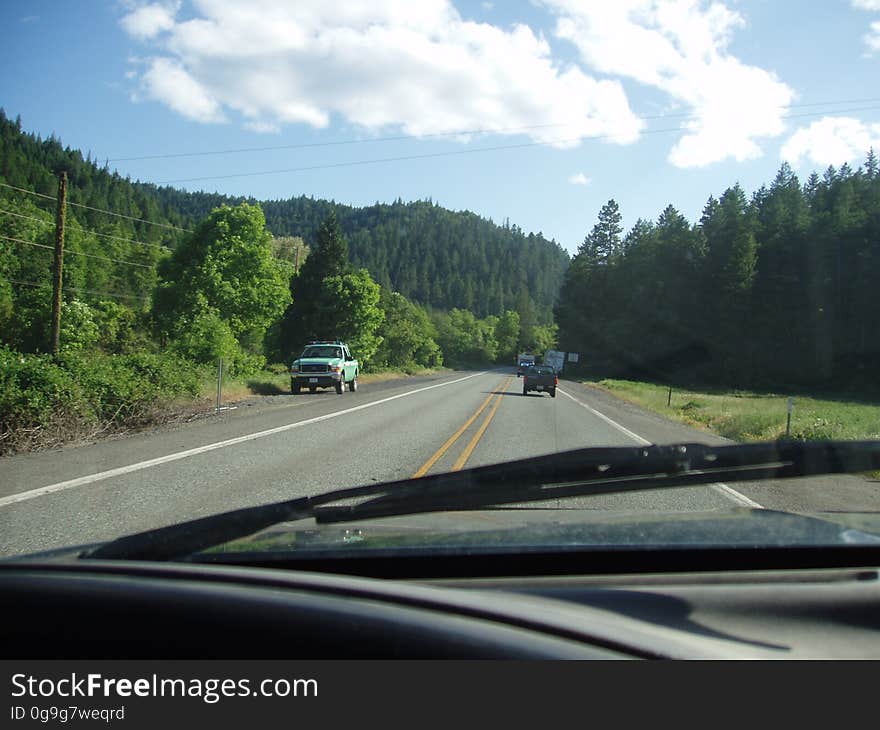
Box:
[588,379,880,443]
[206,366,449,403]
[1,350,446,455]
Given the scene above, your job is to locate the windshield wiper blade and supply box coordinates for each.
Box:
[84,440,880,561]
[313,439,880,523]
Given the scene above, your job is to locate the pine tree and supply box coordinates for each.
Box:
[278,211,353,357]
[579,199,623,264]
[865,148,878,181]
[699,186,758,383]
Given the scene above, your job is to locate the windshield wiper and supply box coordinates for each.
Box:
[84,440,880,561]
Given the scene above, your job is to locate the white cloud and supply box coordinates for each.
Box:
[244,120,281,134]
[141,57,226,123]
[119,0,642,146]
[866,20,880,52]
[120,2,179,40]
[542,0,795,168]
[852,0,880,52]
[568,172,591,185]
[781,117,880,168]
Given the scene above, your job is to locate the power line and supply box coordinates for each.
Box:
[76,227,172,252]
[107,96,880,163]
[2,277,150,302]
[0,183,56,201]
[64,199,193,233]
[1,234,154,269]
[156,104,880,185]
[0,208,53,226]
[0,182,193,233]
[0,207,172,252]
[110,124,566,162]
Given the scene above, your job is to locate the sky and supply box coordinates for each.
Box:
[1,0,879,254]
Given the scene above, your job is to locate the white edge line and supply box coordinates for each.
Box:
[712,483,764,509]
[0,371,487,509]
[557,387,764,510]
[557,387,651,445]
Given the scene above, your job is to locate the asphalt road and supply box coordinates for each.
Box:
[1,368,879,558]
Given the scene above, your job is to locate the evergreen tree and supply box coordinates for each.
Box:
[278,211,352,357]
[699,185,757,383]
[866,148,878,180]
[579,199,623,264]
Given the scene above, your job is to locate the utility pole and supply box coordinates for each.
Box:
[50,171,67,354]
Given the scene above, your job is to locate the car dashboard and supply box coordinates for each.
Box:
[2,546,880,659]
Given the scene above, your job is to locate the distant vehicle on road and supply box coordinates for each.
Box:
[290,340,359,395]
[522,365,557,397]
[544,349,565,373]
[516,353,536,377]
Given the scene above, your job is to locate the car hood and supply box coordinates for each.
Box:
[294,357,343,365]
[6,508,880,564]
[199,508,880,556]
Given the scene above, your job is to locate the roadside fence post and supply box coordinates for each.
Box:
[216,358,223,414]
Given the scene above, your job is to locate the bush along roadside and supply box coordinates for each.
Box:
[0,347,205,455]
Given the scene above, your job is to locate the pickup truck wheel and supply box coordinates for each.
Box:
[348,375,358,392]
[335,377,344,395]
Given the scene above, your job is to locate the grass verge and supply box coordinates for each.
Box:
[587,379,880,443]
[1,347,452,457]
[203,366,449,403]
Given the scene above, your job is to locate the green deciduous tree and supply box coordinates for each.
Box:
[59,299,100,352]
[151,203,290,372]
[168,295,244,371]
[493,310,521,364]
[318,269,385,366]
[373,289,442,370]
[432,308,498,366]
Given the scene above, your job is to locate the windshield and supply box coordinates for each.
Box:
[2,1,880,563]
[300,346,343,359]
[526,366,555,376]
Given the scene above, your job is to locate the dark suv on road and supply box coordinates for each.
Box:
[522,365,557,397]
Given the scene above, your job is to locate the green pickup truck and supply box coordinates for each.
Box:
[290,341,359,395]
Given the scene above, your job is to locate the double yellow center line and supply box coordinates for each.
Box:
[412,376,513,478]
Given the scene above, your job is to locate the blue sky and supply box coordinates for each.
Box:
[2,1,879,254]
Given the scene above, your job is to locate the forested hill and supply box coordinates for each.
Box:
[556,155,880,391]
[0,111,568,320]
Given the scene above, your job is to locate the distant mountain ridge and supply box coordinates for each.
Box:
[0,110,568,320]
